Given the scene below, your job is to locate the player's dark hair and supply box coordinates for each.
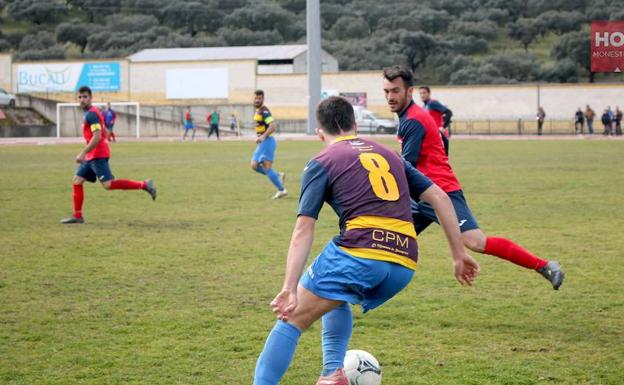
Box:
[383,66,413,89]
[255,90,264,96]
[78,86,92,96]
[316,96,355,136]
[419,86,431,93]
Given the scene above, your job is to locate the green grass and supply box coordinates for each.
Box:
[0,139,623,385]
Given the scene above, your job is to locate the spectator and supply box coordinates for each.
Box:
[601,108,612,135]
[607,106,615,135]
[181,106,195,141]
[537,107,546,135]
[615,106,623,136]
[103,102,117,142]
[574,107,584,135]
[584,105,595,135]
[208,108,220,140]
[230,113,238,134]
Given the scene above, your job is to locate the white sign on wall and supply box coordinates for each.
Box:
[166,68,229,99]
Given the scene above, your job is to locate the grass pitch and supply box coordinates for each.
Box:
[1,138,623,385]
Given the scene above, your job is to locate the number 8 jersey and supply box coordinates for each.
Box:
[298,135,433,270]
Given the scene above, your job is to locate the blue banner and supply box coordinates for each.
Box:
[76,62,120,92]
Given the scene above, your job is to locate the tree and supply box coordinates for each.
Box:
[7,0,65,25]
[507,18,540,52]
[551,31,593,82]
[161,1,223,36]
[217,27,283,46]
[56,21,90,53]
[448,36,489,55]
[540,59,579,83]
[397,30,438,72]
[330,16,369,40]
[449,20,498,41]
[409,8,451,34]
[66,0,121,23]
[534,11,584,36]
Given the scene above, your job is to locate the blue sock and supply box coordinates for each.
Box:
[266,168,284,191]
[321,302,352,376]
[254,165,266,175]
[254,321,302,385]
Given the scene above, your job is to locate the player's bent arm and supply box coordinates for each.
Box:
[80,129,102,157]
[264,122,277,138]
[270,215,316,320]
[281,215,316,292]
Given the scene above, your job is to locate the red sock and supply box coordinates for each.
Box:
[109,179,145,190]
[484,237,548,270]
[73,184,84,218]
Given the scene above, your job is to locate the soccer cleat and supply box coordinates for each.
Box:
[538,260,565,290]
[143,179,157,201]
[272,189,288,200]
[60,216,84,224]
[316,368,349,385]
[278,171,286,187]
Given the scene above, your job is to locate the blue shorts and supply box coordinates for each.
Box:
[300,241,414,312]
[184,122,194,131]
[76,158,114,183]
[106,123,114,132]
[252,136,276,163]
[411,190,479,234]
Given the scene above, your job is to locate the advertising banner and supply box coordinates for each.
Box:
[17,62,121,92]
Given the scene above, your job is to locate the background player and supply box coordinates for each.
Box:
[60,86,156,224]
[181,106,195,141]
[250,90,287,199]
[419,86,452,155]
[102,102,117,142]
[382,65,564,290]
[253,96,479,385]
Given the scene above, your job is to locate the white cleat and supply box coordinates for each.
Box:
[272,189,288,199]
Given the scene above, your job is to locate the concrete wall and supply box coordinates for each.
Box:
[293,49,339,73]
[0,54,11,91]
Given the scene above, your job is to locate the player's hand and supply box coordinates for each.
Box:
[75,152,86,163]
[453,252,480,286]
[270,289,297,321]
[256,135,265,144]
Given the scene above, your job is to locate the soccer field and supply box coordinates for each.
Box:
[1,138,623,385]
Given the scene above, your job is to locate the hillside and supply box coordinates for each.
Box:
[0,0,622,84]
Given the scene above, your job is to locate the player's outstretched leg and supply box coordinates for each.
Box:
[104,179,157,200]
[463,230,564,290]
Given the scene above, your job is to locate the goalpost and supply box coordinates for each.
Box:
[56,102,141,139]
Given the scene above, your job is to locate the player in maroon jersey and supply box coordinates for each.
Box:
[253,96,479,385]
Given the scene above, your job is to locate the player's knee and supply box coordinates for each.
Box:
[72,176,84,185]
[463,231,486,253]
[250,162,258,171]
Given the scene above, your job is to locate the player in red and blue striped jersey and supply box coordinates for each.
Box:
[382,65,564,290]
[253,97,479,385]
[60,86,156,224]
[419,86,452,154]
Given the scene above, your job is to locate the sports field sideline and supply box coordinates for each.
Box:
[0,139,622,384]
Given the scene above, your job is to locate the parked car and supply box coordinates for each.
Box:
[354,106,397,134]
[0,88,16,108]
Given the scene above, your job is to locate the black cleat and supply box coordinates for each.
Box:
[144,179,157,201]
[538,261,564,290]
[60,216,84,224]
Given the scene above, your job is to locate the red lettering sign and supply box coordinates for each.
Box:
[591,21,624,73]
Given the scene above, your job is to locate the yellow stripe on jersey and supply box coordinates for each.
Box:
[340,246,417,270]
[331,135,357,144]
[264,116,274,125]
[90,123,102,132]
[346,216,416,238]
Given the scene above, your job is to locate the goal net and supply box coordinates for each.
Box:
[56,102,140,139]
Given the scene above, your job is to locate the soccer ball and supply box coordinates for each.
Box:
[343,349,382,385]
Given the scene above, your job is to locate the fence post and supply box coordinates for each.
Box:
[517,119,522,135]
